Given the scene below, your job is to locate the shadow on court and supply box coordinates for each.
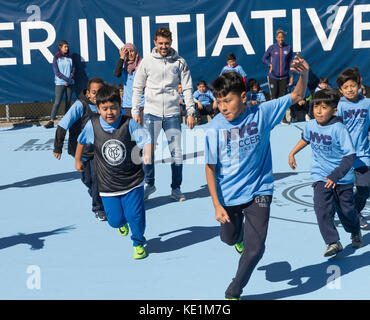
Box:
[146,225,220,253]
[0,171,81,190]
[0,225,76,251]
[243,232,370,300]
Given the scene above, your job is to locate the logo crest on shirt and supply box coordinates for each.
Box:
[171,66,179,74]
[102,139,126,166]
[274,51,278,55]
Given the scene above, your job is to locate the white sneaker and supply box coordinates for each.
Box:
[144,184,156,201]
[171,188,186,201]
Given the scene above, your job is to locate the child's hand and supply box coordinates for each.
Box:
[288,154,297,170]
[324,177,336,189]
[197,102,203,110]
[75,160,84,172]
[53,152,61,160]
[215,205,230,224]
[143,153,152,165]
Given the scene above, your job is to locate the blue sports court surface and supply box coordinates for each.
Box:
[0,121,369,300]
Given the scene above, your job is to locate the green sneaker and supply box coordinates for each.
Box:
[118,223,129,237]
[234,241,245,255]
[133,245,147,260]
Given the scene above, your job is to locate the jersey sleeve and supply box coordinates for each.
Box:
[205,127,219,165]
[129,119,152,149]
[302,122,311,144]
[262,93,292,129]
[77,120,94,145]
[58,100,84,130]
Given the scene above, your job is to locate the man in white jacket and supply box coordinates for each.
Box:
[132,26,196,201]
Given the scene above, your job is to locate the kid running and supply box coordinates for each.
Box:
[205,54,309,300]
[336,67,369,229]
[289,89,362,257]
[75,84,152,259]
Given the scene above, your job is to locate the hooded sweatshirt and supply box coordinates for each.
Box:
[131,47,195,118]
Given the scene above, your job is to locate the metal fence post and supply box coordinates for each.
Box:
[6,104,10,122]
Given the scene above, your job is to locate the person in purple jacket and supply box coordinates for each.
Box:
[45,40,75,129]
[262,28,293,123]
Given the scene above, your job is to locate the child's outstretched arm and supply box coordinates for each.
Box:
[75,143,85,172]
[289,139,308,170]
[205,164,230,224]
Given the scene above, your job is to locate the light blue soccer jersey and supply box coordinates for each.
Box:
[302,118,356,184]
[336,96,370,168]
[205,94,291,206]
[58,100,98,130]
[78,115,151,149]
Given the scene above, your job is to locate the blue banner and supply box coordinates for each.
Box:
[0,0,369,104]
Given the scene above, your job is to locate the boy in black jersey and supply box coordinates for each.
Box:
[75,85,152,259]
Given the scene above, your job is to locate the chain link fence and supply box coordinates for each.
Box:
[0,101,76,125]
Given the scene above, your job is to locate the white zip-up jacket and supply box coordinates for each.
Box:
[131,47,195,118]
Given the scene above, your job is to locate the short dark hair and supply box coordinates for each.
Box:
[313,89,340,109]
[211,72,245,98]
[336,67,361,88]
[197,80,207,87]
[319,77,329,84]
[155,26,172,41]
[247,78,261,91]
[96,84,121,107]
[87,77,105,90]
[226,53,236,61]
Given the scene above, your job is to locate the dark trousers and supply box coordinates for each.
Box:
[313,181,360,244]
[81,159,104,213]
[196,104,214,116]
[220,195,272,299]
[268,77,289,99]
[354,166,370,214]
[50,85,74,120]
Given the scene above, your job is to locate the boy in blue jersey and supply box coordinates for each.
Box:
[289,89,362,257]
[205,54,309,300]
[220,53,247,87]
[246,79,266,107]
[193,80,217,117]
[336,68,369,229]
[53,77,107,221]
[75,84,152,259]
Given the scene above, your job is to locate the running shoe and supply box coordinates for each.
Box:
[234,241,245,255]
[171,188,186,201]
[118,223,129,237]
[323,241,343,257]
[351,231,363,248]
[133,245,147,259]
[359,215,368,229]
[144,184,156,201]
[95,211,107,221]
[44,121,54,128]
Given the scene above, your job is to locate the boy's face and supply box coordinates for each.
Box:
[227,59,236,67]
[178,84,183,93]
[154,36,172,57]
[98,101,121,124]
[251,85,258,92]
[319,82,328,89]
[197,83,206,93]
[313,102,336,126]
[339,79,359,101]
[87,82,104,105]
[216,91,247,122]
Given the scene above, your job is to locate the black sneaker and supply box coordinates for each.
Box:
[95,211,107,221]
[323,241,343,257]
[44,121,54,128]
[359,215,368,229]
[351,231,363,248]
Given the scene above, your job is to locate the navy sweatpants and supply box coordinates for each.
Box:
[101,186,146,247]
[313,181,360,245]
[220,195,272,299]
[354,166,370,214]
[81,159,104,213]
